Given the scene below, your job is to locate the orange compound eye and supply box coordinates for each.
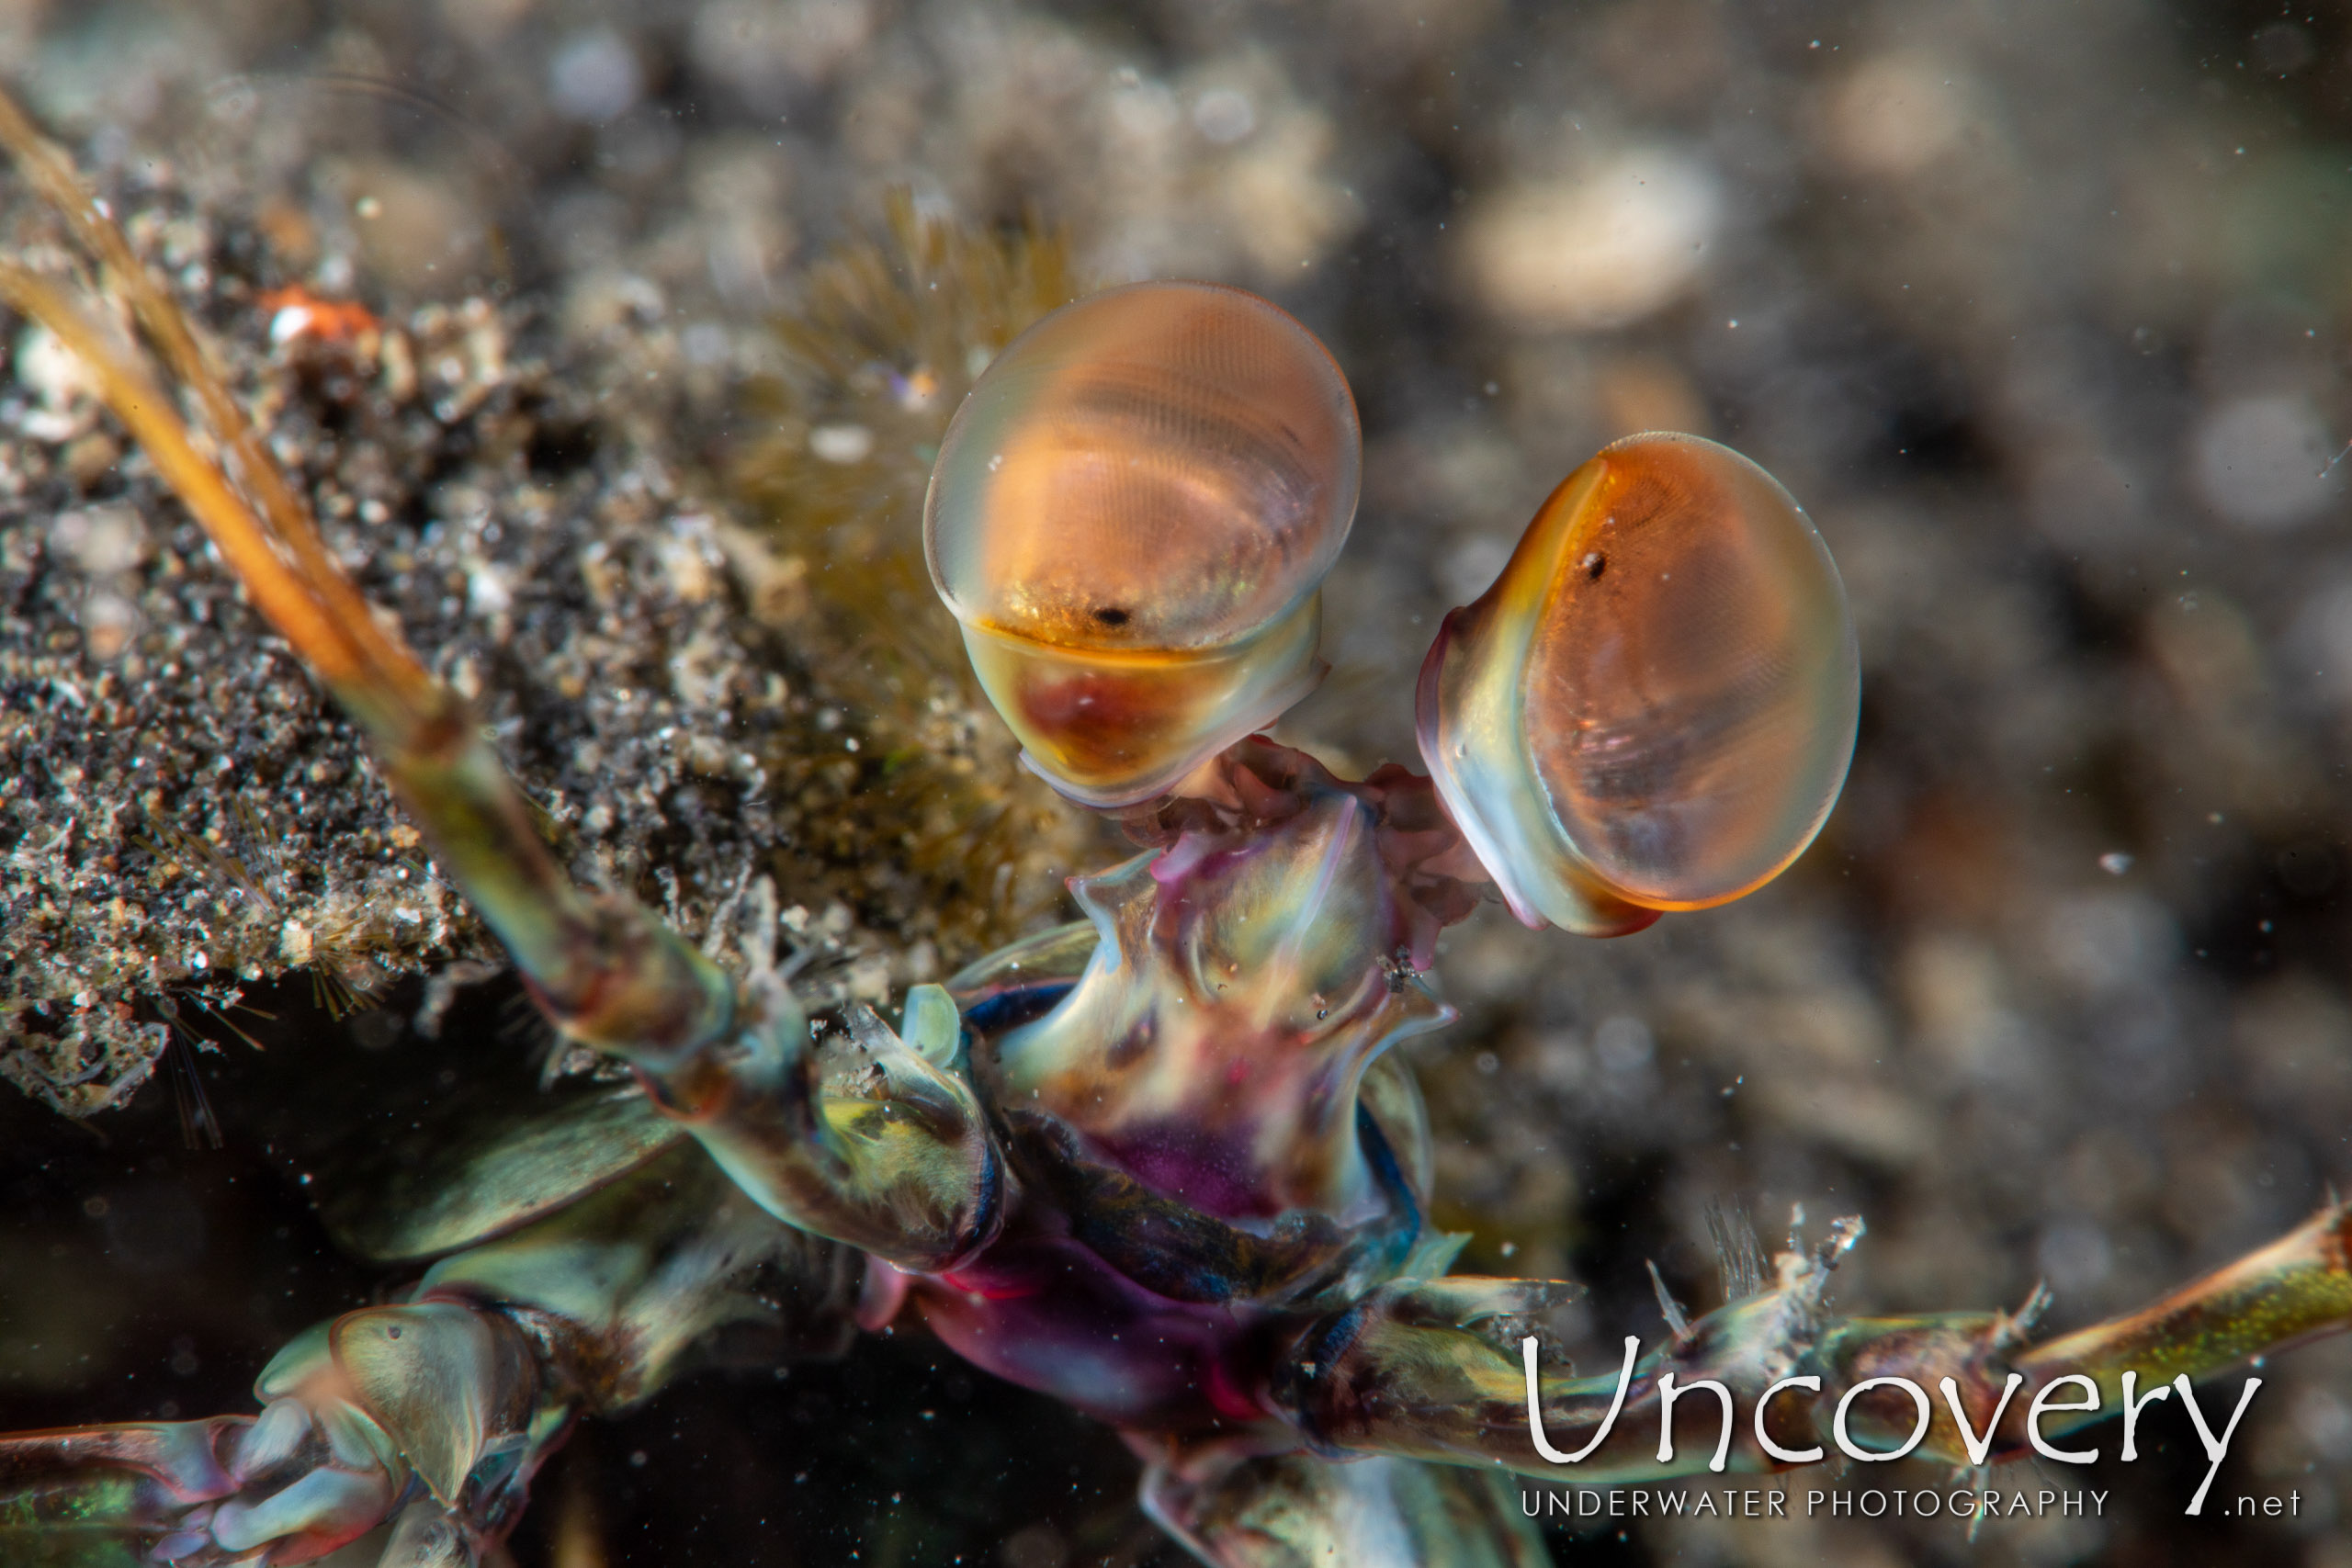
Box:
[1417,433,1860,935]
[924,282,1360,807]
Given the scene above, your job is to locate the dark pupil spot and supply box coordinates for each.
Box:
[1583,553,1607,581]
[1092,606,1131,626]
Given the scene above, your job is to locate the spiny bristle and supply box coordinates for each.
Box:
[724,194,1102,964]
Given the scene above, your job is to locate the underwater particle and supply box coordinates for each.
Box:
[1462,148,1719,331]
[1818,54,1975,180]
[1594,1015,1654,1074]
[1193,86,1257,144]
[2098,852,2133,875]
[2041,891,2178,998]
[259,286,380,348]
[2191,392,2338,531]
[1001,1520,1068,1568]
[2250,20,2317,76]
[808,423,875,464]
[2035,1215,2113,1294]
[49,505,148,575]
[691,0,875,101]
[78,590,139,660]
[548,27,644,124]
[15,319,100,440]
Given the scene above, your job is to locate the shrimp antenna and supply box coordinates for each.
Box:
[0,87,730,1058]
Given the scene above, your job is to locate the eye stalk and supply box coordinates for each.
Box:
[1417,433,1860,935]
[924,281,1360,807]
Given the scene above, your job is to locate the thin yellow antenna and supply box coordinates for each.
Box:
[0,88,731,1058]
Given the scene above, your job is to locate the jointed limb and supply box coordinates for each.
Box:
[1277,1202,2352,1494]
[0,105,727,1064]
[0,102,1006,1561]
[0,90,1007,1267]
[0,1147,859,1566]
[0,1305,548,1568]
[642,978,1009,1271]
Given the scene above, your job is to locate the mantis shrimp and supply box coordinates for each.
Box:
[0,88,2346,1568]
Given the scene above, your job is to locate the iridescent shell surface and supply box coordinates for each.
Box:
[1416,433,1860,934]
[924,282,1360,806]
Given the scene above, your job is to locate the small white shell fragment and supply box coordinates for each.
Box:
[1464,149,1720,331]
[808,423,876,464]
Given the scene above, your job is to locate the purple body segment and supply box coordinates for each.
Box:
[989,742,1474,1224]
[908,741,1486,1435]
[915,1234,1280,1431]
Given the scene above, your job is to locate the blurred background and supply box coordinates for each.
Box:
[3,0,2351,1563]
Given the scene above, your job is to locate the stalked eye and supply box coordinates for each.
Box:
[924,282,1360,807]
[1417,433,1859,935]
